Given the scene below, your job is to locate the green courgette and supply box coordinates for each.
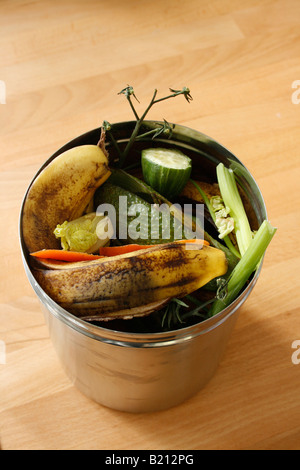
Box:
[94,182,189,245]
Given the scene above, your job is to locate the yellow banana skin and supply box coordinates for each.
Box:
[22,145,111,253]
[33,242,227,319]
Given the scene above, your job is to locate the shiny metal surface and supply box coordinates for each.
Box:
[19,121,267,412]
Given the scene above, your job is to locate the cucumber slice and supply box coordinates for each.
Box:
[141,147,192,199]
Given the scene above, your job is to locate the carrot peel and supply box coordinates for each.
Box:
[30,249,104,262]
[30,240,209,262]
[99,239,209,257]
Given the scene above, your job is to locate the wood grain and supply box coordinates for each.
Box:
[0,0,300,450]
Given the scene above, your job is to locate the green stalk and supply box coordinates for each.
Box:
[209,220,277,316]
[118,89,158,167]
[117,86,192,168]
[216,163,253,256]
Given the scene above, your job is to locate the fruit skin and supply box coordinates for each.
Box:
[32,242,227,320]
[73,299,171,321]
[22,145,111,253]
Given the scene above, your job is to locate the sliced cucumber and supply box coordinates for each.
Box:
[141,147,192,199]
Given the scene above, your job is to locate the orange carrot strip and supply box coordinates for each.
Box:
[31,240,210,262]
[176,239,209,246]
[99,239,209,257]
[99,244,153,256]
[30,249,104,262]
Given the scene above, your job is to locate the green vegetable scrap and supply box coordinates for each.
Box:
[104,86,193,168]
[208,164,277,316]
[94,182,196,245]
[54,212,111,253]
[216,163,253,256]
[210,219,277,316]
[210,195,235,239]
[141,147,192,200]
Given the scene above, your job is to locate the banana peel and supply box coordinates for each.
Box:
[22,144,111,253]
[71,299,172,322]
[32,241,227,320]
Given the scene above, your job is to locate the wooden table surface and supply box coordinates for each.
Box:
[1,0,300,451]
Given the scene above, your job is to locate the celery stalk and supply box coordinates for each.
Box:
[216,163,253,256]
[209,220,277,316]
